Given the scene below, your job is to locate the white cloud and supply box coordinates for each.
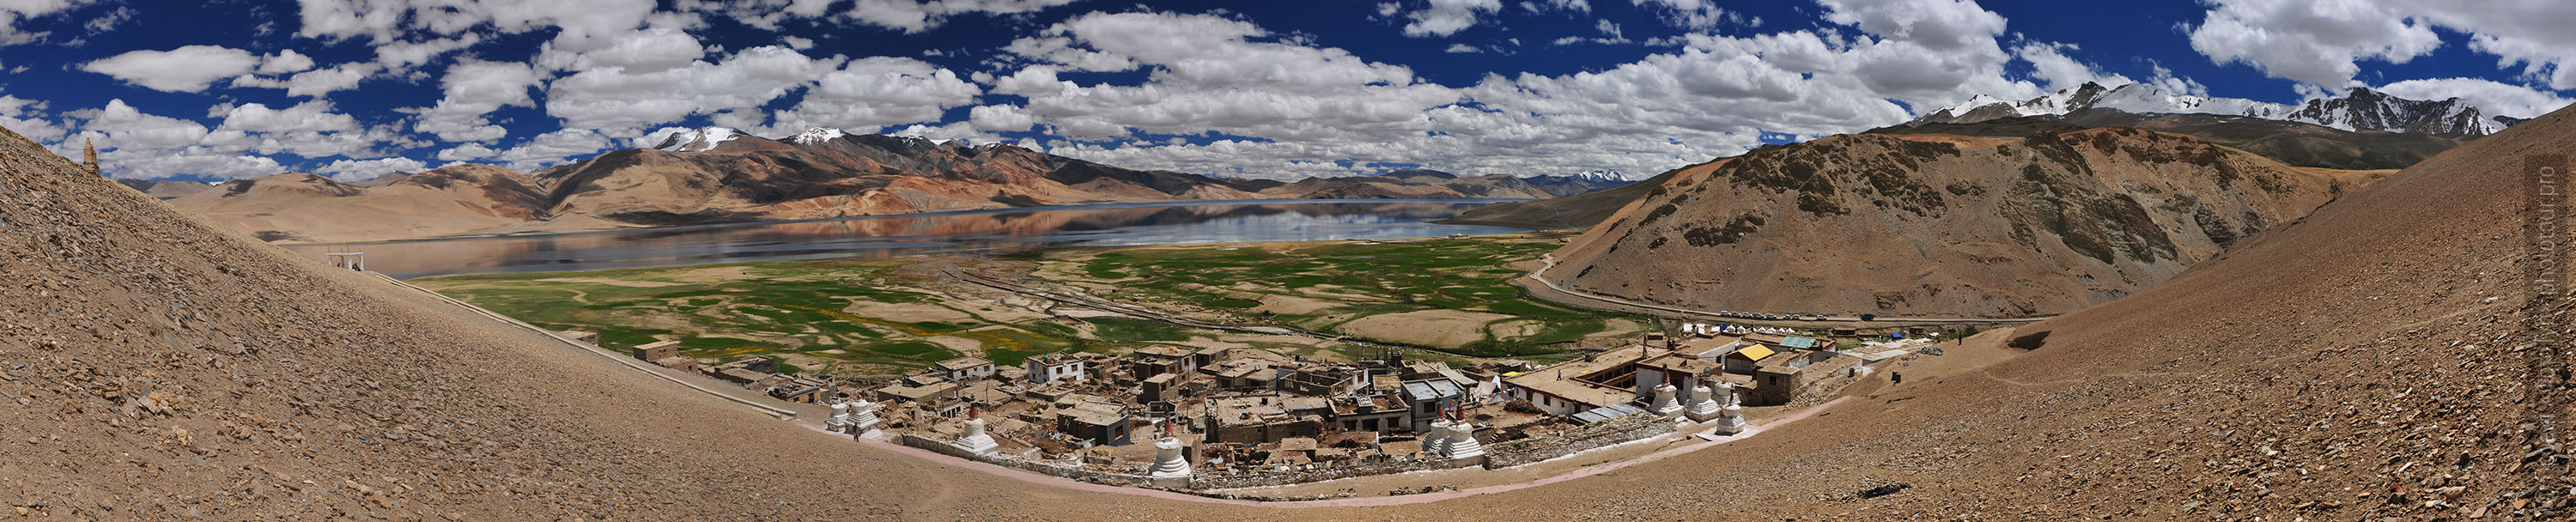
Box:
[0,0,97,46]
[843,0,1084,33]
[981,7,2037,180]
[968,104,1037,132]
[762,56,983,134]
[538,27,707,73]
[1633,0,1751,29]
[408,59,545,143]
[0,94,67,143]
[1395,0,1501,37]
[1445,43,1481,53]
[2376,77,2573,119]
[544,45,842,135]
[76,99,209,149]
[2016,42,2136,92]
[435,143,501,162]
[260,49,316,74]
[490,129,613,172]
[314,157,429,182]
[695,0,1081,33]
[284,63,375,98]
[2186,0,2440,88]
[298,0,659,50]
[202,100,413,159]
[81,46,266,92]
[2183,0,2576,89]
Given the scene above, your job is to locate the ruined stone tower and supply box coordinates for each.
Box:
[82,137,98,175]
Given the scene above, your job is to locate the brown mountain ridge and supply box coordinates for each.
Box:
[1541,127,2377,318]
[164,128,1625,243]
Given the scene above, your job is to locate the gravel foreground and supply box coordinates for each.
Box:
[4,100,2576,520]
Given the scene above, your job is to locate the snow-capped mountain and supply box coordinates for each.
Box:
[789,126,846,145]
[1912,82,2514,137]
[1570,169,1633,183]
[652,126,744,152]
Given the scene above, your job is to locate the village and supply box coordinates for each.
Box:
[584,319,1943,495]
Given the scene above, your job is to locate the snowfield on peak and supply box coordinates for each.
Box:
[653,126,742,152]
[790,127,846,145]
[1914,82,2517,137]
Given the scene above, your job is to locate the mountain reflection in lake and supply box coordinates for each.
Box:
[283,199,1530,278]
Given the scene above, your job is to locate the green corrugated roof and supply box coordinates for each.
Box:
[1780,337,1819,349]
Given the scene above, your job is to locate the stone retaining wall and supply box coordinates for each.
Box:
[1191,455,1481,490]
[897,434,1152,487]
[1481,414,1674,469]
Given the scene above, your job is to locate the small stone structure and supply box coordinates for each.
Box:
[849,399,883,440]
[1684,383,1722,422]
[1439,422,1484,463]
[1709,382,1746,435]
[954,417,999,456]
[827,401,852,432]
[1649,383,1681,416]
[1147,436,1194,488]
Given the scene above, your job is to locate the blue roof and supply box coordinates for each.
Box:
[1780,337,1820,349]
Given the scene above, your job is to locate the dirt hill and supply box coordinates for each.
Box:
[166,166,549,243]
[1542,129,2372,318]
[3,102,2571,521]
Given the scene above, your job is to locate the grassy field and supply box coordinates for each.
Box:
[411,259,1297,378]
[1037,235,1650,357]
[413,235,1640,378]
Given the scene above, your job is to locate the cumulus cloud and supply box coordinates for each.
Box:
[762,56,983,134]
[81,46,267,92]
[984,4,2037,180]
[2186,0,2440,88]
[544,45,841,135]
[2183,0,2576,90]
[0,94,67,143]
[284,63,376,98]
[314,157,429,182]
[1394,0,1501,37]
[1633,0,1753,29]
[695,0,1081,33]
[2016,42,2135,91]
[407,59,545,143]
[0,0,97,46]
[489,129,613,171]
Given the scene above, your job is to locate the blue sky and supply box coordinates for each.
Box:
[0,0,2568,182]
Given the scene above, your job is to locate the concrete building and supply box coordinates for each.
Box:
[934,357,995,382]
[631,340,680,362]
[1398,379,1465,433]
[1501,345,1663,416]
[1024,353,1087,384]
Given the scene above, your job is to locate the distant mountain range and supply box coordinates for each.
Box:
[160,126,1632,243]
[1910,82,2515,137]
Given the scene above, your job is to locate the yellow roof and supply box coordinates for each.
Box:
[1735,345,1776,361]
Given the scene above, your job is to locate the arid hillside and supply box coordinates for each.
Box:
[1545,128,2371,318]
[167,166,549,242]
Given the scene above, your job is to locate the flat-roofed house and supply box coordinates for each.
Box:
[934,356,994,382]
[1024,353,1087,384]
